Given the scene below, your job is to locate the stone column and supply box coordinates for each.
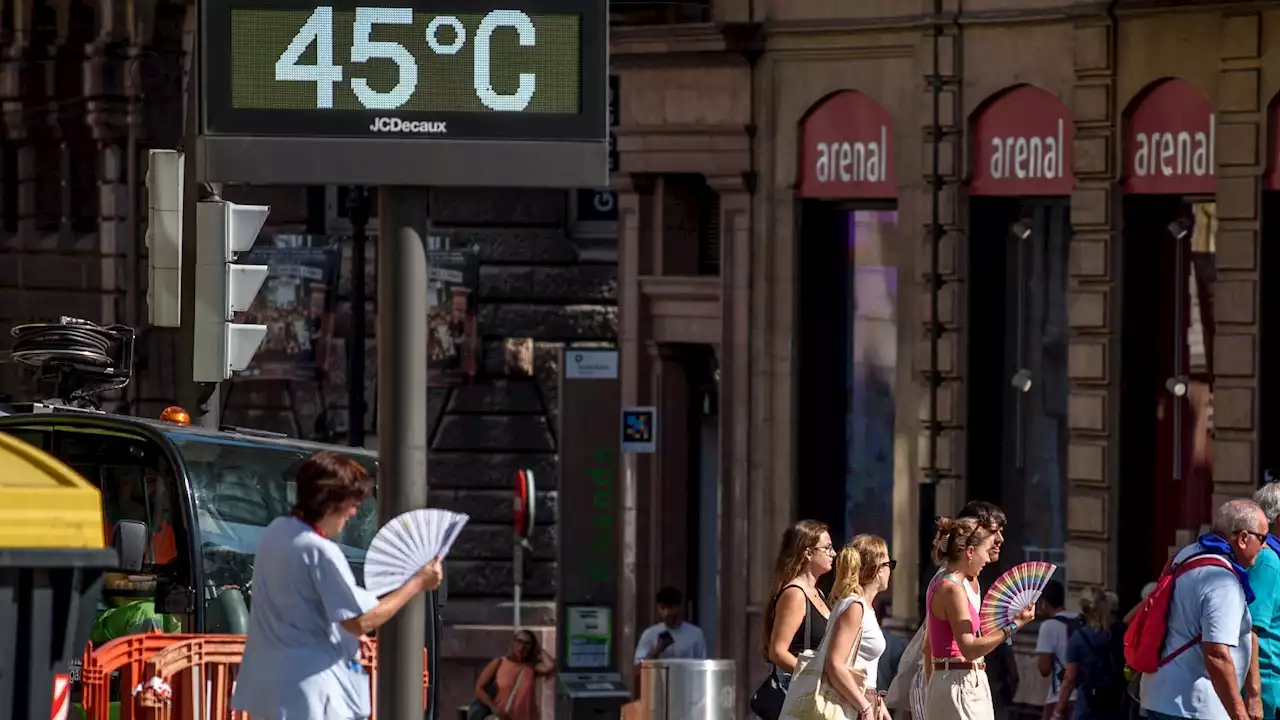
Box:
[3,0,36,244]
[617,172,657,640]
[915,21,963,619]
[1210,14,1264,508]
[643,340,690,627]
[85,0,130,328]
[707,173,750,695]
[1064,17,1118,591]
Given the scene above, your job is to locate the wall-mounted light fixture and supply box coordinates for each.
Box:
[1165,375,1189,397]
[1010,368,1033,393]
[1011,220,1032,240]
[1167,220,1190,240]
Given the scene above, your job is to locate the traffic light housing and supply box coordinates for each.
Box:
[192,200,271,383]
[145,150,184,328]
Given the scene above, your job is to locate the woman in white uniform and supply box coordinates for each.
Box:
[231,451,444,720]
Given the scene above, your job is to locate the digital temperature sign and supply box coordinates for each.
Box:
[198,0,608,187]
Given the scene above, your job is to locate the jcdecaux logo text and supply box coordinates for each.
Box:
[368,117,448,133]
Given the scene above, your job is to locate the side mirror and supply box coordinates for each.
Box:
[112,520,149,572]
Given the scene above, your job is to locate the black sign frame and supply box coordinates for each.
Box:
[197,0,608,187]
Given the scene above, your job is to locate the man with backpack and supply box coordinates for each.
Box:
[1251,484,1280,720]
[1051,588,1128,720]
[1129,499,1267,720]
[1038,580,1083,720]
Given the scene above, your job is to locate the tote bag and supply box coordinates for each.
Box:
[783,599,881,720]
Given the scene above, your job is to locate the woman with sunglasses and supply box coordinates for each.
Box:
[778,534,895,720]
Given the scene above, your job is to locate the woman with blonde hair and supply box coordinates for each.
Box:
[925,517,1035,720]
[779,535,895,720]
[750,520,835,720]
[1050,588,1125,720]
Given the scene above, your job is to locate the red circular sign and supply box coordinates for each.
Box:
[797,90,896,200]
[969,85,1075,197]
[513,469,535,540]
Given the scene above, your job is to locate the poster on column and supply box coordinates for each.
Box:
[235,234,340,382]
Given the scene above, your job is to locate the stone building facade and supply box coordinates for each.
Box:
[615,0,1280,707]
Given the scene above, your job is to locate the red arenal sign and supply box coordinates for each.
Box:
[969,85,1074,197]
[798,90,896,199]
[1123,79,1216,195]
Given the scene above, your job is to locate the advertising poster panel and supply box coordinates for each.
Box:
[236,234,341,382]
[427,239,480,387]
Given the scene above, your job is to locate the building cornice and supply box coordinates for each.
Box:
[759,0,1280,37]
[610,22,762,66]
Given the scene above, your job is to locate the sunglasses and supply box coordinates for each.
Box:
[1239,530,1269,544]
[882,559,898,571]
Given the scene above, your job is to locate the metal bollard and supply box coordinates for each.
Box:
[638,659,736,720]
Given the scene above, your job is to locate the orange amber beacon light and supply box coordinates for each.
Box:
[159,406,191,425]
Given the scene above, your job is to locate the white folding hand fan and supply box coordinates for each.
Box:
[363,508,470,597]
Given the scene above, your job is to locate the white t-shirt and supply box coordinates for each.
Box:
[1140,543,1253,720]
[1036,611,1082,704]
[633,621,708,664]
[232,517,380,719]
[850,597,887,688]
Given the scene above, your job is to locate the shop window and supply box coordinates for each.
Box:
[1118,198,1216,594]
[1261,195,1280,480]
[610,0,710,25]
[796,204,900,544]
[698,189,721,276]
[967,198,1071,576]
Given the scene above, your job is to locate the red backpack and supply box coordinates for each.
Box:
[1123,554,1236,674]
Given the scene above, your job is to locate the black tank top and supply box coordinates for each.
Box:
[779,584,827,655]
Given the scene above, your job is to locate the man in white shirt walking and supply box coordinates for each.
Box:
[1141,498,1267,720]
[633,587,707,664]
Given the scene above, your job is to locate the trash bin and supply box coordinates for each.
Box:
[556,671,632,720]
[638,659,736,720]
[0,431,118,720]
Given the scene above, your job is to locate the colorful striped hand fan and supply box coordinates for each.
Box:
[979,561,1058,636]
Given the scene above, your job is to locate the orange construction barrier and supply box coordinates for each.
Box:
[79,632,429,720]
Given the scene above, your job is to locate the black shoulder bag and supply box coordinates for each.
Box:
[750,587,812,720]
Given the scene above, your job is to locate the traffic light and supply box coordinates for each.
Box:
[145,150,184,328]
[192,200,271,383]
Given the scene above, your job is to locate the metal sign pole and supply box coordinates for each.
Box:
[514,537,524,631]
[375,186,430,720]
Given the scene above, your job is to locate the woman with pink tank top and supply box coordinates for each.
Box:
[924,517,1035,720]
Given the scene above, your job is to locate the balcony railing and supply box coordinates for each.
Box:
[610,1,711,26]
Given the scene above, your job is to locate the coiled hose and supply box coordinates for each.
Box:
[8,317,134,402]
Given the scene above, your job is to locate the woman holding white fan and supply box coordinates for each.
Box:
[232,451,444,720]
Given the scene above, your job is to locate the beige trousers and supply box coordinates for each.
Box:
[924,668,994,720]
